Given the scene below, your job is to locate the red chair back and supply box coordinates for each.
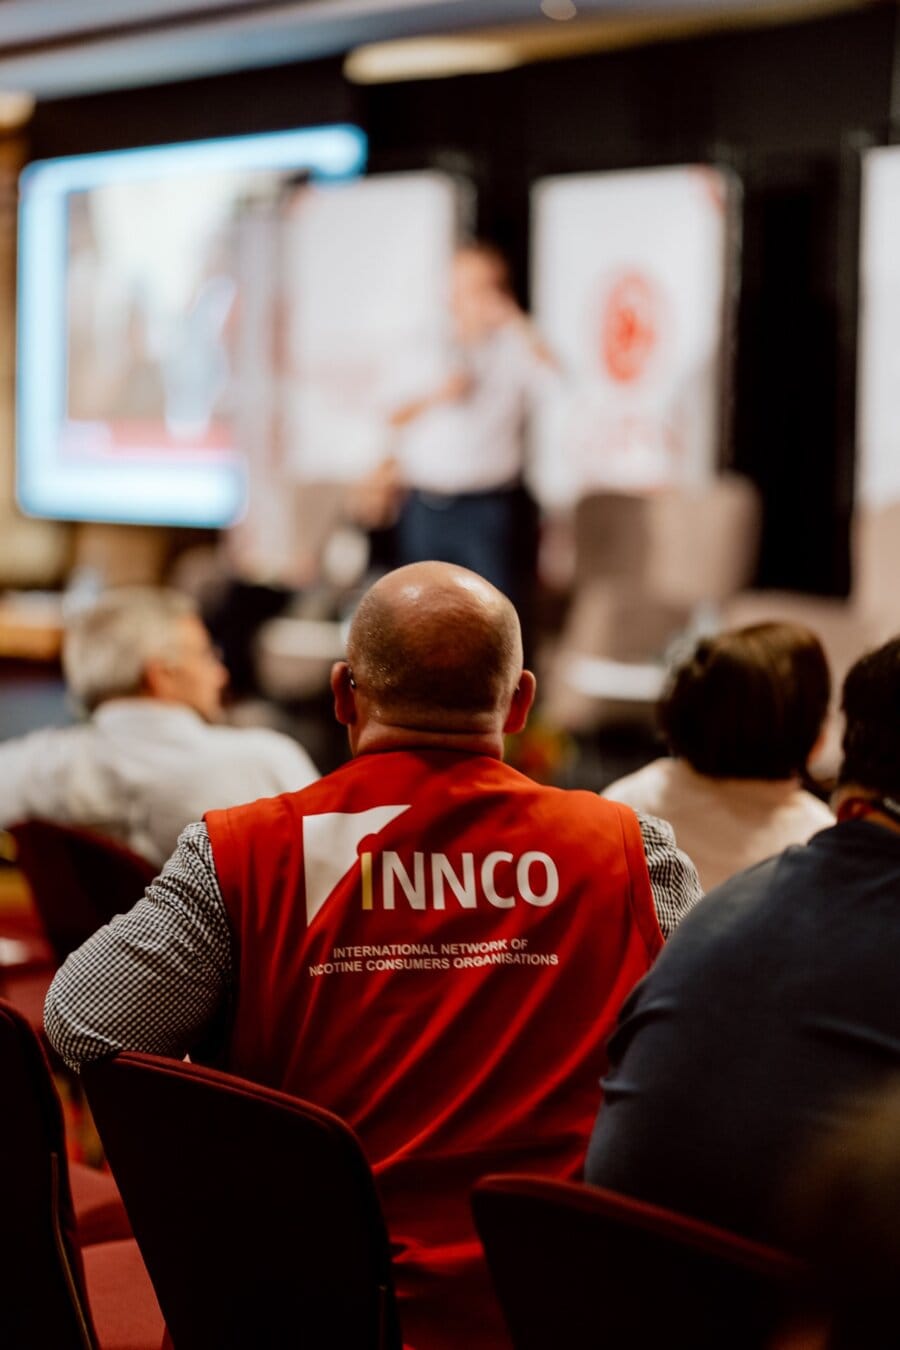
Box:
[84,1051,402,1350]
[9,820,155,963]
[0,998,99,1349]
[472,1174,806,1350]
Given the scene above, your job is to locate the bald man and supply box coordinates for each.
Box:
[46,563,700,1350]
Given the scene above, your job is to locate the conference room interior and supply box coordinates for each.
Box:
[1,1,900,1346]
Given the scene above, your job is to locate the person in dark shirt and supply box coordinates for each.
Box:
[775,1077,900,1350]
[585,634,900,1247]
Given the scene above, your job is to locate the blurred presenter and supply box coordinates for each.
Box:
[378,242,556,613]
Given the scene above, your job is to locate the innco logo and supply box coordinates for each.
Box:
[302,806,559,924]
[359,849,559,912]
[600,269,665,384]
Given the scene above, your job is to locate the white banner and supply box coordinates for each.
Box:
[530,165,734,506]
[230,171,464,582]
[285,171,463,480]
[857,146,900,507]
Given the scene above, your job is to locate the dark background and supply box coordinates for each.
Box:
[26,2,900,597]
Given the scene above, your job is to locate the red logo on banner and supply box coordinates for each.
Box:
[601,271,662,384]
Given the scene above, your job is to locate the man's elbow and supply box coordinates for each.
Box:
[43,972,93,1074]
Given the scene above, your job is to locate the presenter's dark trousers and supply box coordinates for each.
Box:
[397,484,537,635]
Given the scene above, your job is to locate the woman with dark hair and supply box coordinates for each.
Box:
[603,622,834,891]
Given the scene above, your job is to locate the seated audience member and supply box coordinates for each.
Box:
[771,1077,900,1350]
[603,622,834,890]
[46,562,701,1350]
[585,636,900,1253]
[0,587,318,866]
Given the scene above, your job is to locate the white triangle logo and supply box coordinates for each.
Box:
[302,804,411,927]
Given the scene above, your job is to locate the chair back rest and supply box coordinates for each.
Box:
[572,476,760,607]
[229,479,349,588]
[647,473,762,606]
[0,998,98,1349]
[472,1175,804,1350]
[573,491,653,585]
[9,821,155,963]
[84,1052,401,1350]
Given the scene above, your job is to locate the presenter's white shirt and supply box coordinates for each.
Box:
[393,325,552,495]
[602,756,835,893]
[0,699,318,867]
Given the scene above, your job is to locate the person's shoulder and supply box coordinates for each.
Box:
[702,849,786,904]
[792,787,836,829]
[205,754,359,840]
[201,721,295,752]
[680,849,784,930]
[201,722,317,775]
[602,758,675,809]
[501,761,646,828]
[213,723,306,756]
[494,321,542,373]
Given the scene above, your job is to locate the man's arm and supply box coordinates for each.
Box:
[635,810,703,939]
[496,300,558,372]
[44,821,232,1072]
[258,730,319,792]
[387,370,472,428]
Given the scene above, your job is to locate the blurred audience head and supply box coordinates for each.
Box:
[64,586,227,722]
[837,635,900,803]
[779,1076,900,1350]
[661,622,830,780]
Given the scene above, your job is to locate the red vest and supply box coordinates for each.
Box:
[206,748,662,1350]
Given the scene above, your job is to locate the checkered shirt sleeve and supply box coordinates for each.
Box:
[44,821,231,1072]
[634,809,703,937]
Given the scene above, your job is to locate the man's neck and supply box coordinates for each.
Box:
[351,721,505,761]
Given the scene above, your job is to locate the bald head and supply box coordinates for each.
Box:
[347,563,523,727]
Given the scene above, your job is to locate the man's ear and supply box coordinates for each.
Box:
[331,661,357,727]
[503,669,537,736]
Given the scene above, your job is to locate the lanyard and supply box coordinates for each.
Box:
[837,795,900,826]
